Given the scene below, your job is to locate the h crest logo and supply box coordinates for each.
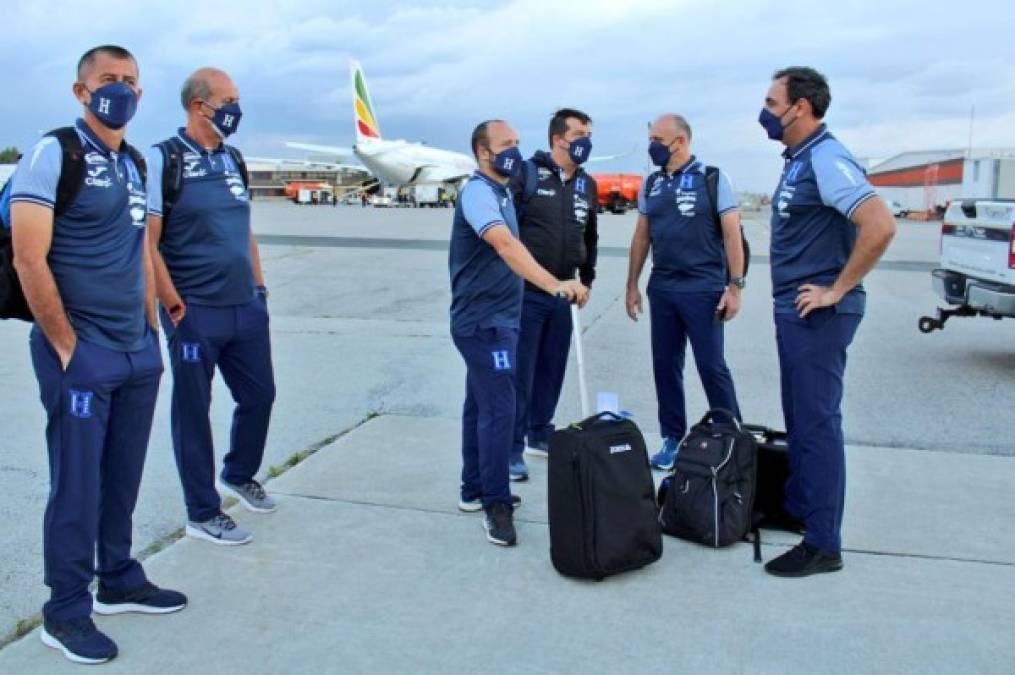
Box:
[502,158,514,171]
[98,98,111,115]
[491,350,511,371]
[182,343,201,363]
[69,390,94,419]
[576,178,586,194]
[223,114,235,128]
[679,174,694,190]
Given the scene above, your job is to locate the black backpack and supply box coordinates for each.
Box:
[704,165,750,278]
[548,412,662,580]
[155,137,249,222]
[0,127,147,321]
[657,409,757,550]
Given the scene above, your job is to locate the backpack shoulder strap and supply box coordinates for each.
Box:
[157,138,185,221]
[704,165,721,232]
[46,127,85,217]
[521,159,539,204]
[224,145,249,189]
[123,142,147,186]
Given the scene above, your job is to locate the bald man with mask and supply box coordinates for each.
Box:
[147,68,275,547]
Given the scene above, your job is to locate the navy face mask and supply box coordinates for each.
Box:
[568,136,592,165]
[86,82,138,130]
[758,108,787,141]
[648,141,672,167]
[205,101,243,138]
[492,146,523,178]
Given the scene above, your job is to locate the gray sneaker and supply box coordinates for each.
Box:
[186,513,252,546]
[218,478,277,513]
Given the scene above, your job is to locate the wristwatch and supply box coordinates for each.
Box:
[729,276,746,290]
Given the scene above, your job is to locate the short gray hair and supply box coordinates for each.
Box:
[662,113,692,141]
[180,73,212,110]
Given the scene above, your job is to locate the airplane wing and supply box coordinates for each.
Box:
[285,142,355,159]
[586,146,636,164]
[245,156,364,172]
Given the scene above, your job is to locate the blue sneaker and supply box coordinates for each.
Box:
[40,617,117,665]
[650,436,679,471]
[509,457,529,482]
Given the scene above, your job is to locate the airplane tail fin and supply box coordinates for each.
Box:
[350,60,382,144]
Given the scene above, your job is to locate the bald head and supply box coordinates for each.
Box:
[651,114,692,142]
[180,67,238,111]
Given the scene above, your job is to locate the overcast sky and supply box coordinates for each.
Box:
[3,0,1013,192]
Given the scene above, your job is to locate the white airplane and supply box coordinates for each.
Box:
[286,61,477,186]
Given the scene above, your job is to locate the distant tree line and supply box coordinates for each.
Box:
[0,146,20,164]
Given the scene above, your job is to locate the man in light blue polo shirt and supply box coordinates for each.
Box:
[758,66,895,577]
[626,113,746,470]
[11,45,185,665]
[450,119,586,547]
[147,68,275,546]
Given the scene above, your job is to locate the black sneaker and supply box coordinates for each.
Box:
[93,581,188,615]
[40,617,118,665]
[482,503,517,546]
[458,494,522,512]
[765,541,843,578]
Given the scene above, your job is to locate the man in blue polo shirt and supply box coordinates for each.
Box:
[450,119,586,547]
[626,113,746,470]
[147,68,275,546]
[758,67,895,577]
[11,45,186,665]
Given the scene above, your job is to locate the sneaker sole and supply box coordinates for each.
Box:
[650,461,674,471]
[216,481,278,514]
[185,524,253,546]
[459,498,522,513]
[764,561,844,578]
[482,520,517,546]
[508,473,529,482]
[40,627,112,665]
[523,447,549,458]
[92,599,186,616]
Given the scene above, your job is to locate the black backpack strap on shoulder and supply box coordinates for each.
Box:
[224,144,249,189]
[46,127,85,217]
[705,165,721,232]
[157,138,185,222]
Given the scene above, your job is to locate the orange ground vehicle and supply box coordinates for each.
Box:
[284,181,333,204]
[590,174,643,214]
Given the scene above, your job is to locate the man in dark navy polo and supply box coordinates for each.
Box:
[626,113,746,471]
[758,67,895,577]
[11,45,186,665]
[146,68,275,546]
[450,119,587,547]
[506,108,598,482]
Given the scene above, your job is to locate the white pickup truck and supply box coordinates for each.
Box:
[919,199,1015,332]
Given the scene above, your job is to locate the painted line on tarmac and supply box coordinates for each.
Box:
[257,235,934,272]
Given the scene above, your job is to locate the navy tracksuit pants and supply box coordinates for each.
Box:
[511,289,572,461]
[160,297,276,523]
[648,288,740,440]
[453,326,517,509]
[29,327,162,622]
[775,308,861,553]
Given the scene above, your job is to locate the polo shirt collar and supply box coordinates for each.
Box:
[472,170,508,195]
[176,127,223,155]
[665,155,700,177]
[75,118,124,156]
[783,124,829,160]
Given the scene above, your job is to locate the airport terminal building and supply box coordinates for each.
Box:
[246,161,372,201]
[868,148,1015,213]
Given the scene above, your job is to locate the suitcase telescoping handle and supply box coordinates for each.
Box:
[699,408,742,432]
[557,281,590,419]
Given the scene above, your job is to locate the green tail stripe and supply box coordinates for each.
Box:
[354,71,373,117]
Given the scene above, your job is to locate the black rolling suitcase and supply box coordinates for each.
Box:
[546,302,661,580]
[548,412,662,580]
[743,424,805,535]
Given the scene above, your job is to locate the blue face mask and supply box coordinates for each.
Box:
[492,146,523,178]
[758,108,786,141]
[568,136,592,165]
[648,141,672,167]
[205,101,243,138]
[86,82,138,130]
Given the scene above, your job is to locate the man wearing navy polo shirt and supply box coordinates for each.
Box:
[450,119,586,546]
[758,67,895,577]
[147,68,275,546]
[626,113,745,471]
[11,45,186,665]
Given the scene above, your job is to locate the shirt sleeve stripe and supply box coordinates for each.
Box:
[475,220,504,238]
[9,194,55,208]
[717,206,739,216]
[148,208,164,217]
[845,191,877,220]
